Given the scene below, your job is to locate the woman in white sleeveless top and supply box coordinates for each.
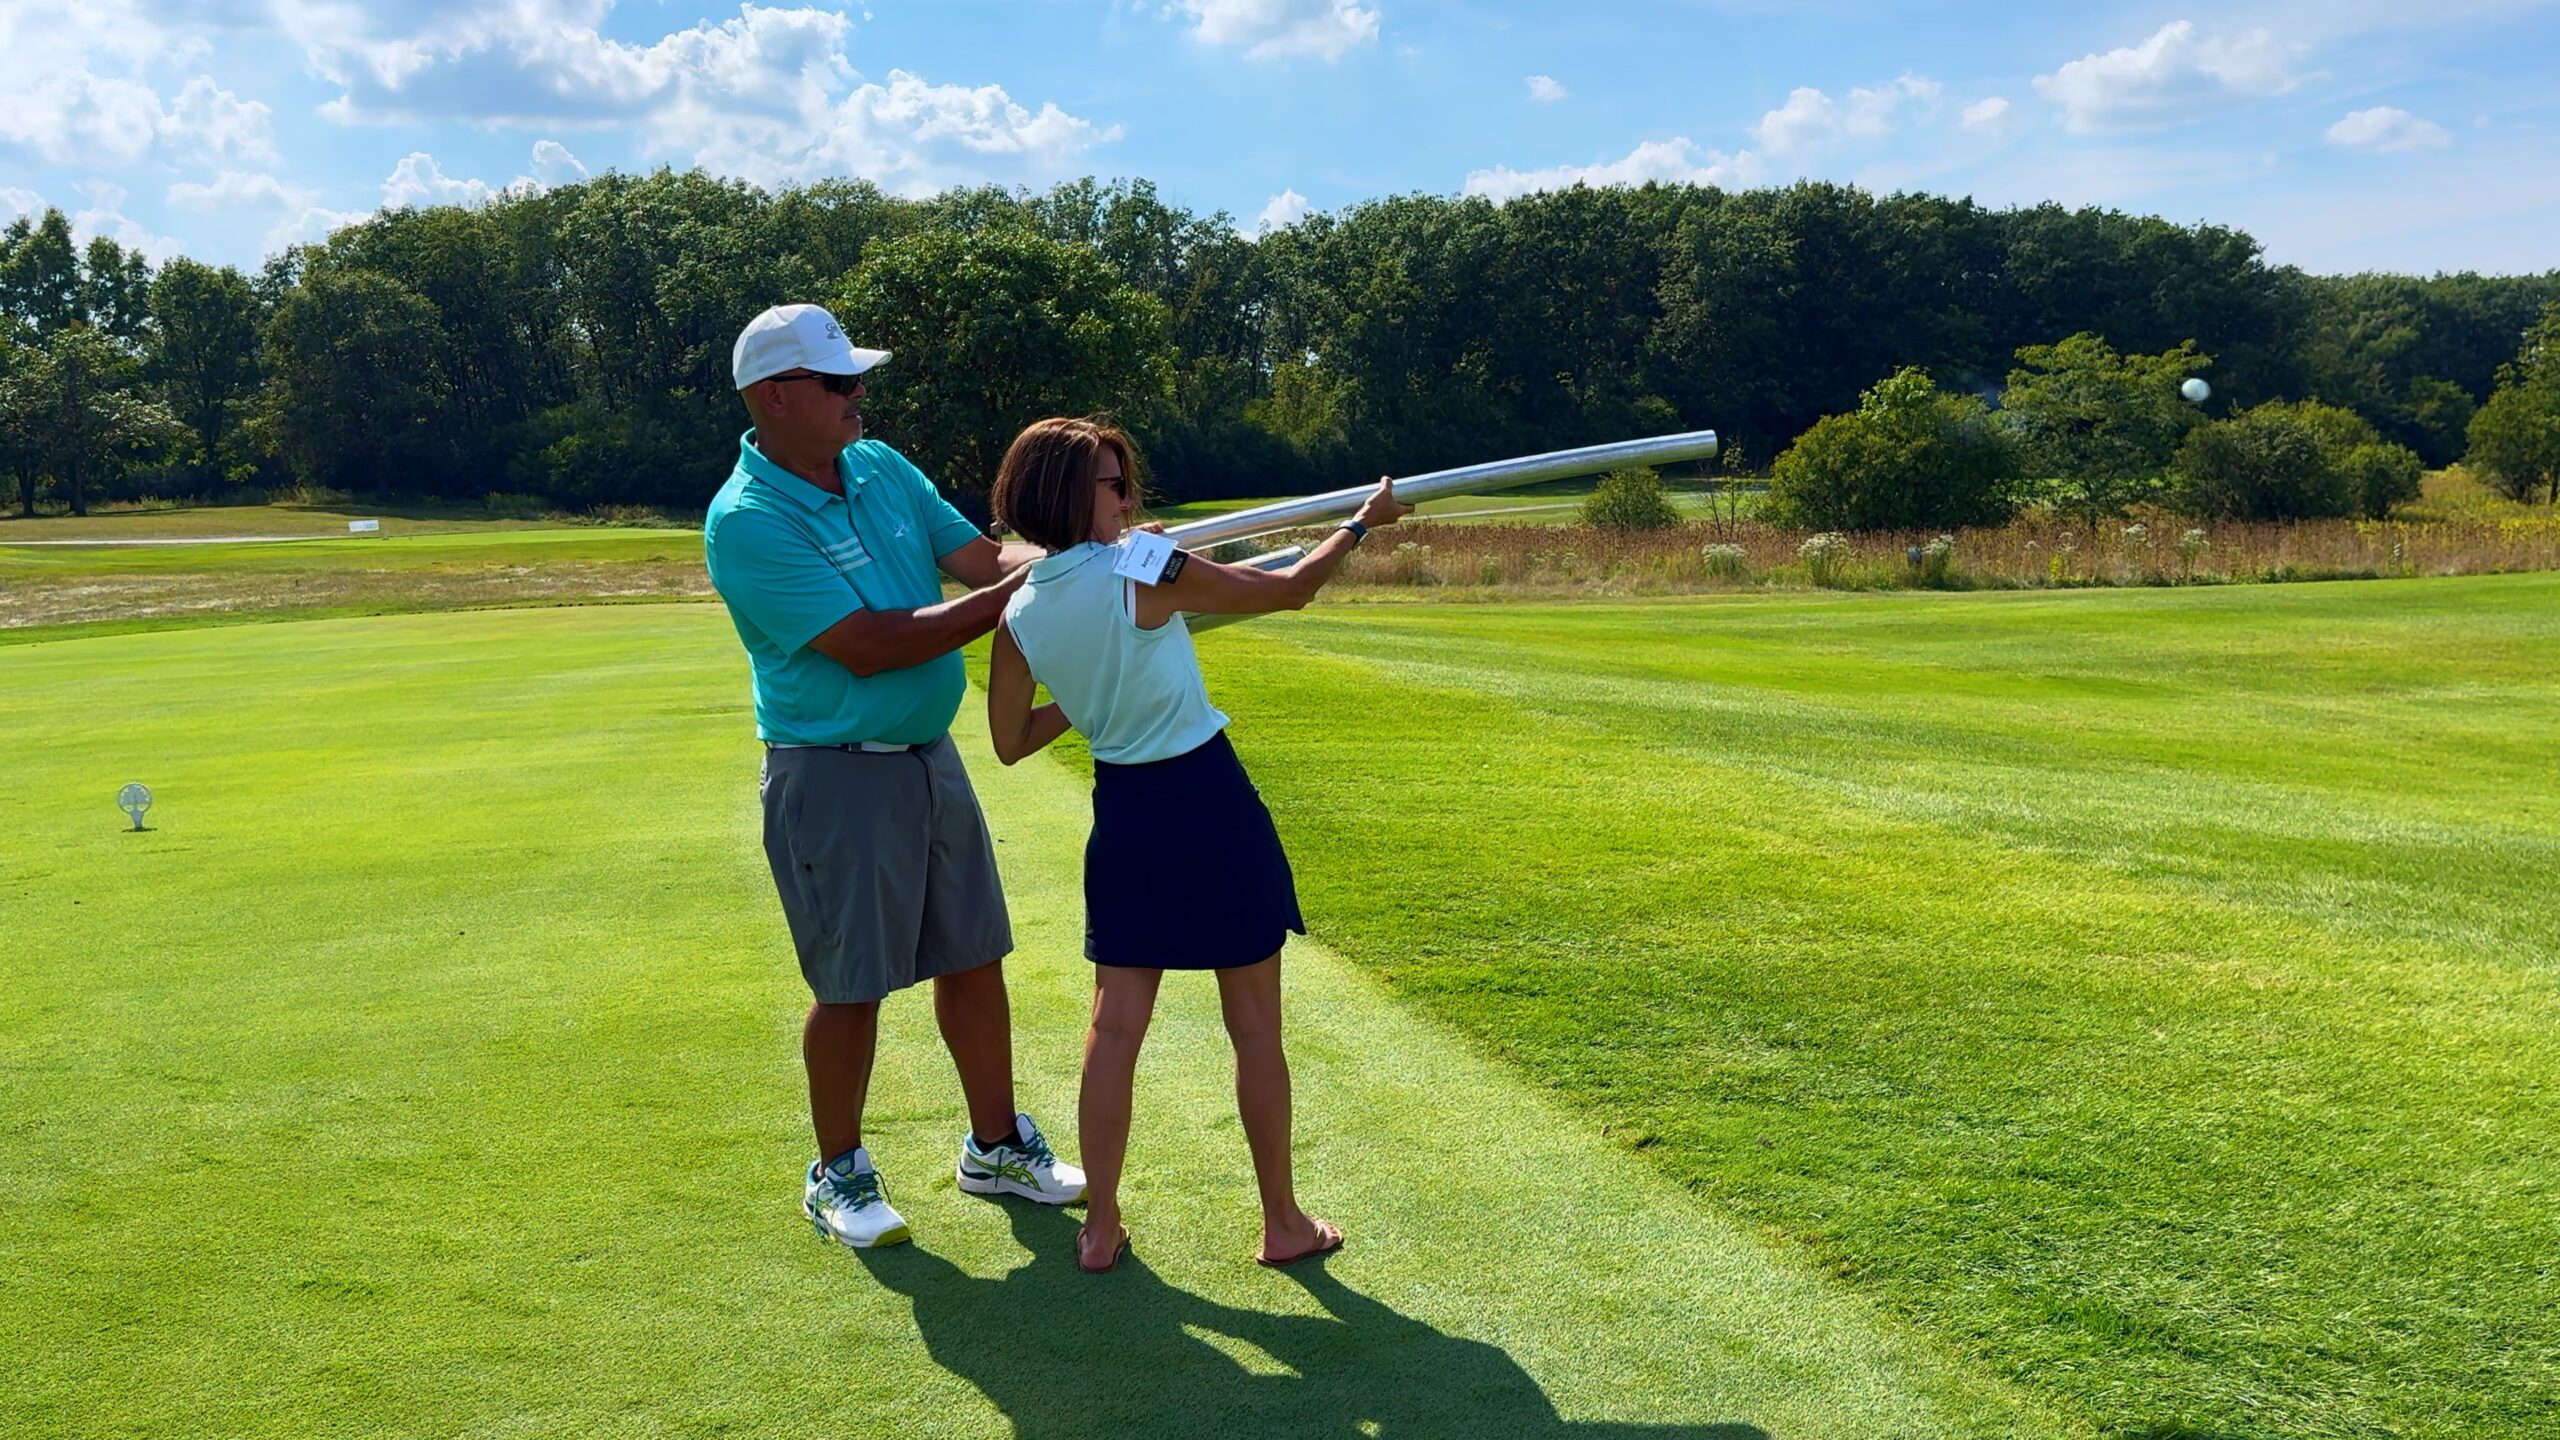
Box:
[986,416,1409,1274]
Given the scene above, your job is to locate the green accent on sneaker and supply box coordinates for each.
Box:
[815,1166,887,1214]
[966,1126,1055,1189]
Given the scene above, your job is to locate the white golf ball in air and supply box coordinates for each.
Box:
[2181,378,2211,404]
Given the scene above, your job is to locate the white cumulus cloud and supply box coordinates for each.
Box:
[694,69,1117,194]
[382,152,494,210]
[1961,96,2013,136]
[1252,188,1313,233]
[1752,74,1940,156]
[1171,0,1380,61]
[2326,106,2451,152]
[71,180,183,263]
[272,205,375,252]
[160,168,364,253]
[2033,21,2305,133]
[529,138,589,185]
[0,4,276,167]
[276,3,1113,194]
[168,170,311,212]
[1464,139,1765,203]
[1526,74,1567,103]
[295,1,855,127]
[3,187,46,223]
[162,76,278,164]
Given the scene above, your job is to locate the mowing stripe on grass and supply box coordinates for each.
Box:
[1193,577,2560,1440]
[0,605,2064,1440]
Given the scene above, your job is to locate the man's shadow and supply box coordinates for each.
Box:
[859,1202,1769,1439]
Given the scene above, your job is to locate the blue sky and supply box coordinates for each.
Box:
[3,0,2555,275]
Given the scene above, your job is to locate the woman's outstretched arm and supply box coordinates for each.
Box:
[1133,476,1412,629]
[987,621,1073,765]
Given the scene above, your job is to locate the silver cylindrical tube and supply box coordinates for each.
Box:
[1163,428,1718,551]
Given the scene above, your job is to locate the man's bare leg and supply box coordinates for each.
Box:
[806,1000,880,1162]
[933,959,1021,1145]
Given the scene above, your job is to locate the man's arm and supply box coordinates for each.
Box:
[937,535,1046,588]
[805,566,1028,678]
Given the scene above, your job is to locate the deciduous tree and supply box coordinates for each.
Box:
[148,258,266,486]
[1995,332,2209,519]
[0,326,189,515]
[1768,367,2016,530]
[836,227,1174,517]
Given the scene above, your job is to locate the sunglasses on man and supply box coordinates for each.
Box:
[769,370,865,396]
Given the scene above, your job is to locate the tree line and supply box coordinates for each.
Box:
[3,171,2556,523]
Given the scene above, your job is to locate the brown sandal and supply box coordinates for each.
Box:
[1077,1223,1130,1274]
[1255,1218,1344,1268]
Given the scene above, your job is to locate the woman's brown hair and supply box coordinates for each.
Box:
[990,416,1144,552]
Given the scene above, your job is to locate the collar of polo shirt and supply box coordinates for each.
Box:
[737,429,881,509]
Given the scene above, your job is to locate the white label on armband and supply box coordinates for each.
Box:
[1111,530,1178,585]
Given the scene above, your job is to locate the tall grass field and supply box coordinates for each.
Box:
[6,573,2555,1438]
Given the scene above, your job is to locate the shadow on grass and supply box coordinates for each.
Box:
[860,1202,1767,1439]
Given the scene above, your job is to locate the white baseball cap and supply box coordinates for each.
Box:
[732,303,890,390]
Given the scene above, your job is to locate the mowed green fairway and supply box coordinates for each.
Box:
[7,577,2554,1440]
[1200,575,2560,1440]
[1,606,2057,1440]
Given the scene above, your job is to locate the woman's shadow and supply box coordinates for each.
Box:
[858,1203,1768,1439]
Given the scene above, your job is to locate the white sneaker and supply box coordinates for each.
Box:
[957,1112,1086,1205]
[803,1147,911,1249]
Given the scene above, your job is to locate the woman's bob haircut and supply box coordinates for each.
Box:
[991,416,1145,552]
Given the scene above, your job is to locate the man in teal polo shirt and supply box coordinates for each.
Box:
[705,303,1084,1251]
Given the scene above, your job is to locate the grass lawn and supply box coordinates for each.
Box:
[1195,575,2560,1440]
[1,606,2056,1439]
[0,501,589,541]
[12,571,2553,1439]
[1,528,711,639]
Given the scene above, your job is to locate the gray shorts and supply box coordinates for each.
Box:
[759,735,1013,1004]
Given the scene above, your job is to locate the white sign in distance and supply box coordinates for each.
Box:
[1111,530,1179,586]
[348,518,381,534]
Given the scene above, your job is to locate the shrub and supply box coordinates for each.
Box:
[1768,367,2016,531]
[2464,384,2560,504]
[1917,533,1956,587]
[2170,407,2356,521]
[2338,442,2425,519]
[1581,466,1681,530]
[1994,332,2208,519]
[482,492,550,519]
[2235,401,2421,518]
[1700,542,1748,580]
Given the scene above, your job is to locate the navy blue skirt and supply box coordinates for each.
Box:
[1085,730,1306,969]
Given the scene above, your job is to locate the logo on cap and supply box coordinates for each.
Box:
[825,322,844,339]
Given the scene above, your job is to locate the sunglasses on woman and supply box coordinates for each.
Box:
[769,371,865,396]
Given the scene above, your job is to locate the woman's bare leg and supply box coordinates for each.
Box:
[1079,964,1161,1269]
[1216,953,1336,1261]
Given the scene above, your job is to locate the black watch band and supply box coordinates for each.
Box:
[1339,519,1369,543]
